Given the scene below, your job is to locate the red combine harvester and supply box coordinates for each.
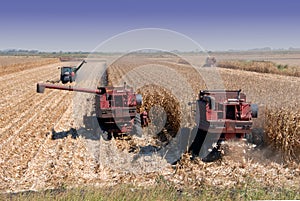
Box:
[37,82,143,140]
[189,89,258,162]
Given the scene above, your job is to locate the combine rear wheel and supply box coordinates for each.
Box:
[132,114,143,137]
[157,126,202,164]
[245,128,264,146]
[201,141,222,162]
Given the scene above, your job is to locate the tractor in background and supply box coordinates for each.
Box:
[60,60,86,84]
[203,56,217,67]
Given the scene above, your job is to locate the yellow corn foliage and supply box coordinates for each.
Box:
[264,107,300,162]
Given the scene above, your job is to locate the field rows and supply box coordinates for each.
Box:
[105,55,300,188]
[0,62,78,191]
[0,55,299,193]
[0,56,59,76]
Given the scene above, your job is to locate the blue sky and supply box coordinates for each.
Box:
[0,0,299,51]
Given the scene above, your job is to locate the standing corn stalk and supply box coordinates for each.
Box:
[264,107,300,163]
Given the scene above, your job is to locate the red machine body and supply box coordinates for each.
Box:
[195,90,257,140]
[95,86,142,133]
[37,83,143,134]
[189,89,258,161]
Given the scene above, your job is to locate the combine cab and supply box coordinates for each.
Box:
[60,60,86,84]
[189,90,258,161]
[37,82,143,140]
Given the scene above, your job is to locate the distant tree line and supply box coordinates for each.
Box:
[0,49,91,56]
[0,49,39,55]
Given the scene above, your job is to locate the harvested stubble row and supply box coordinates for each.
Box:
[0,91,71,189]
[0,56,59,76]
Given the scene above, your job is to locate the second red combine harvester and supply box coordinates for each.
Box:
[189,89,258,161]
[37,82,143,140]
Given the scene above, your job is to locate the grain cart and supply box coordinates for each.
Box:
[60,60,87,84]
[189,89,258,161]
[37,82,143,140]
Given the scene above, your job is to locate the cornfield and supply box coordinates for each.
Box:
[218,60,300,77]
[264,107,300,163]
[0,53,299,194]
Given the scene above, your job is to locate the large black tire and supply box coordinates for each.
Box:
[201,147,222,162]
[132,114,142,137]
[134,113,141,124]
[246,128,264,146]
[189,129,223,162]
[189,129,207,156]
[159,127,192,165]
[133,125,142,137]
[251,104,258,118]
